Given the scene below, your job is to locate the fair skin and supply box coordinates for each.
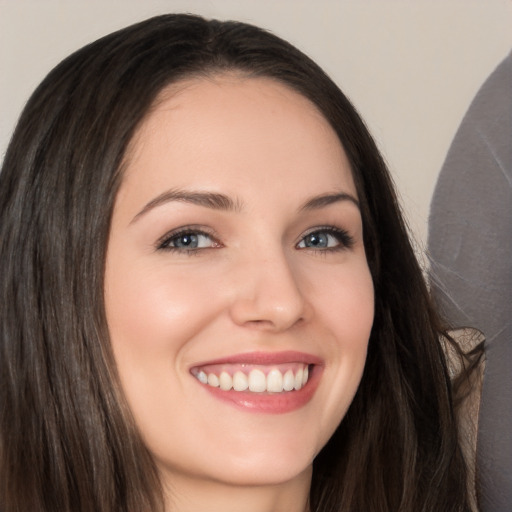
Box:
[104,74,374,512]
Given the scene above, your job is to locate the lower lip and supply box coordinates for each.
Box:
[196,365,322,414]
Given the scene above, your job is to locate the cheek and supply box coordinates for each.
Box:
[310,259,374,340]
[103,258,231,453]
[105,259,225,359]
[307,261,374,441]
[328,262,374,379]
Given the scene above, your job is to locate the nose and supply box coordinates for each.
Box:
[228,249,310,331]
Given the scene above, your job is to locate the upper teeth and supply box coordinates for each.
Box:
[194,365,309,393]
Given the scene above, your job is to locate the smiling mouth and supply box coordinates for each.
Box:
[189,351,322,413]
[191,363,310,393]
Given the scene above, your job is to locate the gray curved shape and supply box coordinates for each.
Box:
[428,51,512,512]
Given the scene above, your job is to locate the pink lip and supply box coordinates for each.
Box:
[191,351,324,414]
[192,350,323,367]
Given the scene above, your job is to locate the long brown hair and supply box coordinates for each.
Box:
[0,14,475,511]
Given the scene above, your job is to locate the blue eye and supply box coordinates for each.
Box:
[297,228,353,250]
[157,229,217,251]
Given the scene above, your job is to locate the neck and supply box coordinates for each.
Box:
[162,466,312,512]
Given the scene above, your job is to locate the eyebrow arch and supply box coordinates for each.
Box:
[299,192,360,211]
[131,189,242,223]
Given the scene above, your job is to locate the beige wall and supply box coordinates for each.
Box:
[1,0,511,250]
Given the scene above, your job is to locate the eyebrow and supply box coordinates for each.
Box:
[299,192,360,211]
[131,189,242,223]
[131,188,359,224]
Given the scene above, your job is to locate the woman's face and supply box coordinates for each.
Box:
[104,75,374,492]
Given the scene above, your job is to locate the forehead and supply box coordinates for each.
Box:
[121,74,356,201]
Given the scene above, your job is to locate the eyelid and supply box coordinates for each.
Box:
[155,225,221,251]
[155,224,354,253]
[296,225,355,250]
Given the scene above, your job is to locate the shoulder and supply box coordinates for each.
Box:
[444,327,485,512]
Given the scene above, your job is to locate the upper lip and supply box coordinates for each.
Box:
[191,350,324,368]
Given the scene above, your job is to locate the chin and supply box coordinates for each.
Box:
[154,428,319,489]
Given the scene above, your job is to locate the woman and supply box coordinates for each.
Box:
[0,14,481,512]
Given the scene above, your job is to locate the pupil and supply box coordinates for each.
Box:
[307,233,327,247]
[176,234,198,248]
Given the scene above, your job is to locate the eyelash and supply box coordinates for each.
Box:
[297,226,355,252]
[156,225,354,254]
[156,226,221,253]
